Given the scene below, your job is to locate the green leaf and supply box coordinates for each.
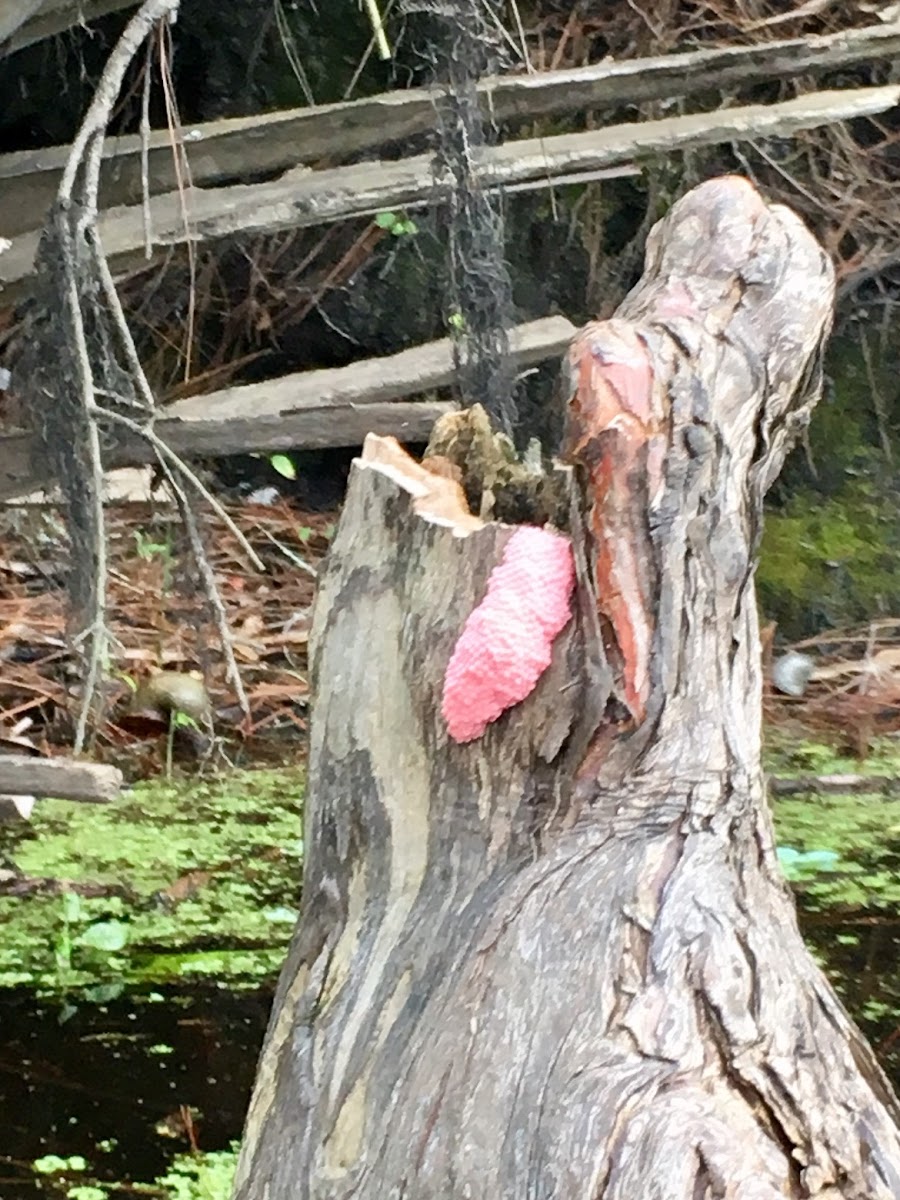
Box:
[67,1187,107,1200]
[269,453,297,480]
[297,526,312,543]
[77,920,129,953]
[34,1155,69,1174]
[375,211,398,229]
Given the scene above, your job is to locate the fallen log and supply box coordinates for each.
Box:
[0,315,573,502]
[233,176,900,1198]
[3,83,899,301]
[4,20,900,234]
[0,754,122,802]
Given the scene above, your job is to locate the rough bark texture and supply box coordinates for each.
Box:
[234,176,900,1199]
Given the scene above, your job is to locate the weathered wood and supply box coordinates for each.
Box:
[0,316,573,501]
[4,20,900,235]
[234,176,900,1199]
[0,0,44,46]
[0,754,123,801]
[769,773,900,797]
[0,0,137,54]
[3,84,898,301]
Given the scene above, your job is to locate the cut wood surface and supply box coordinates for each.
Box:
[234,176,900,1199]
[0,754,123,801]
[4,20,900,235]
[0,315,574,502]
[3,84,898,301]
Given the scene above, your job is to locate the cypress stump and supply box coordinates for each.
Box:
[234,176,900,1199]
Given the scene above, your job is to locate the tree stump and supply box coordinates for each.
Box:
[234,176,900,1199]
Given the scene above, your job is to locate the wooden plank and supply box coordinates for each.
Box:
[3,84,897,302]
[1,0,137,54]
[0,0,44,46]
[0,315,576,501]
[0,402,457,502]
[0,754,123,801]
[4,21,900,235]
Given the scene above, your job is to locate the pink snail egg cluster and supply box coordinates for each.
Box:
[441,526,575,743]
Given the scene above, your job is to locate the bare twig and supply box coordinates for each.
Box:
[859,330,893,463]
[362,0,391,60]
[87,400,265,571]
[141,36,154,258]
[178,487,252,720]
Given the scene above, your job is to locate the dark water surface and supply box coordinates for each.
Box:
[2,922,900,1196]
[0,986,271,1196]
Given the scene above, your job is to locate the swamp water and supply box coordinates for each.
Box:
[2,750,900,1197]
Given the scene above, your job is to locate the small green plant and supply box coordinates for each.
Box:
[165,708,201,780]
[133,529,175,591]
[134,530,172,561]
[53,892,81,983]
[156,1144,239,1200]
[32,1153,107,1199]
[53,891,131,997]
[447,310,466,333]
[269,453,297,480]
[375,210,418,236]
[34,1154,89,1175]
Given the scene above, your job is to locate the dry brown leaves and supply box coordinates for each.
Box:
[766,618,900,757]
[0,495,335,758]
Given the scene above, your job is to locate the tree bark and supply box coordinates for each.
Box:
[234,176,900,1198]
